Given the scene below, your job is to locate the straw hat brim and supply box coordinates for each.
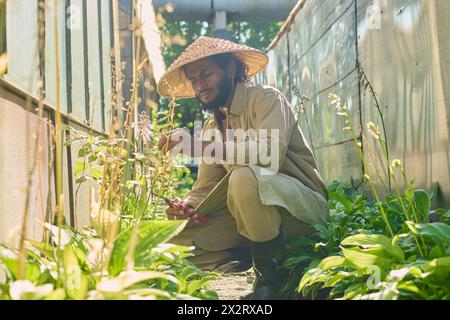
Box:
[157,49,268,99]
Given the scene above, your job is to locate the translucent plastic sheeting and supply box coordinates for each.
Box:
[300,70,360,148]
[119,4,134,115]
[3,0,40,96]
[100,0,113,133]
[289,0,354,66]
[0,92,50,243]
[274,35,290,98]
[69,0,88,123]
[45,0,68,114]
[265,0,450,207]
[86,1,104,131]
[139,0,166,84]
[357,0,450,207]
[290,5,357,104]
[264,50,278,89]
[313,141,361,187]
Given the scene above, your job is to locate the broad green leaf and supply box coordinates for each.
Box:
[91,167,104,180]
[317,256,346,271]
[151,243,194,254]
[77,147,88,158]
[36,269,56,286]
[97,271,179,293]
[0,246,42,282]
[342,286,369,300]
[0,246,20,278]
[74,160,87,176]
[312,224,328,237]
[341,234,405,263]
[44,288,66,300]
[26,240,55,260]
[413,189,431,222]
[180,266,203,282]
[329,186,353,212]
[421,257,450,280]
[323,272,349,288]
[406,222,450,247]
[429,245,446,258]
[44,223,89,253]
[405,184,415,203]
[285,256,311,267]
[443,210,450,223]
[341,247,394,271]
[290,236,316,247]
[186,276,215,296]
[429,183,440,201]
[108,220,187,276]
[63,245,89,300]
[396,281,429,299]
[298,268,327,292]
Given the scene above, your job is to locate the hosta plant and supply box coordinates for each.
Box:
[0,220,218,300]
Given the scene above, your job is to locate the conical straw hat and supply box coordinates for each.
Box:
[157,36,269,99]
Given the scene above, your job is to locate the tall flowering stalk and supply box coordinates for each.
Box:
[329,93,430,255]
[359,67,391,192]
[329,93,394,237]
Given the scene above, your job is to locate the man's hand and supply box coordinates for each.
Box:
[157,128,194,155]
[157,129,182,153]
[165,199,201,225]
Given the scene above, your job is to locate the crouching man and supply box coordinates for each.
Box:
[157,36,329,300]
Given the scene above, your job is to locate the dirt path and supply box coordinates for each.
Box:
[208,270,254,300]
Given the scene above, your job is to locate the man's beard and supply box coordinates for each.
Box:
[196,76,233,112]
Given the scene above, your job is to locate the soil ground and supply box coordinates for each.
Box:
[208,269,254,300]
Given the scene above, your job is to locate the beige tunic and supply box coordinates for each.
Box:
[184,82,329,227]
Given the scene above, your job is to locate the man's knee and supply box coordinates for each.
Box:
[227,166,259,205]
[227,166,259,222]
[226,166,282,241]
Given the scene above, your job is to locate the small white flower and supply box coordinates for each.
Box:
[391,159,403,171]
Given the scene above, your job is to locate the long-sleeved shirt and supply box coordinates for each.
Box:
[185,81,329,226]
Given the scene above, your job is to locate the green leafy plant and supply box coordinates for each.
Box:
[277,83,450,300]
[0,2,216,301]
[0,221,217,300]
[277,180,450,300]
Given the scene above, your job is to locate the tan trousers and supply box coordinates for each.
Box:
[170,166,316,270]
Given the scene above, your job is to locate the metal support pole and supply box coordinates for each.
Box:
[213,10,233,41]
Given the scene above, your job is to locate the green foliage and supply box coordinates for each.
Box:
[406,222,450,249]
[0,222,218,300]
[108,220,187,276]
[278,181,450,300]
[66,110,196,226]
[0,112,213,301]
[279,85,449,300]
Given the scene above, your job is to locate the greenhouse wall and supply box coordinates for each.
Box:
[0,0,164,243]
[264,0,450,208]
